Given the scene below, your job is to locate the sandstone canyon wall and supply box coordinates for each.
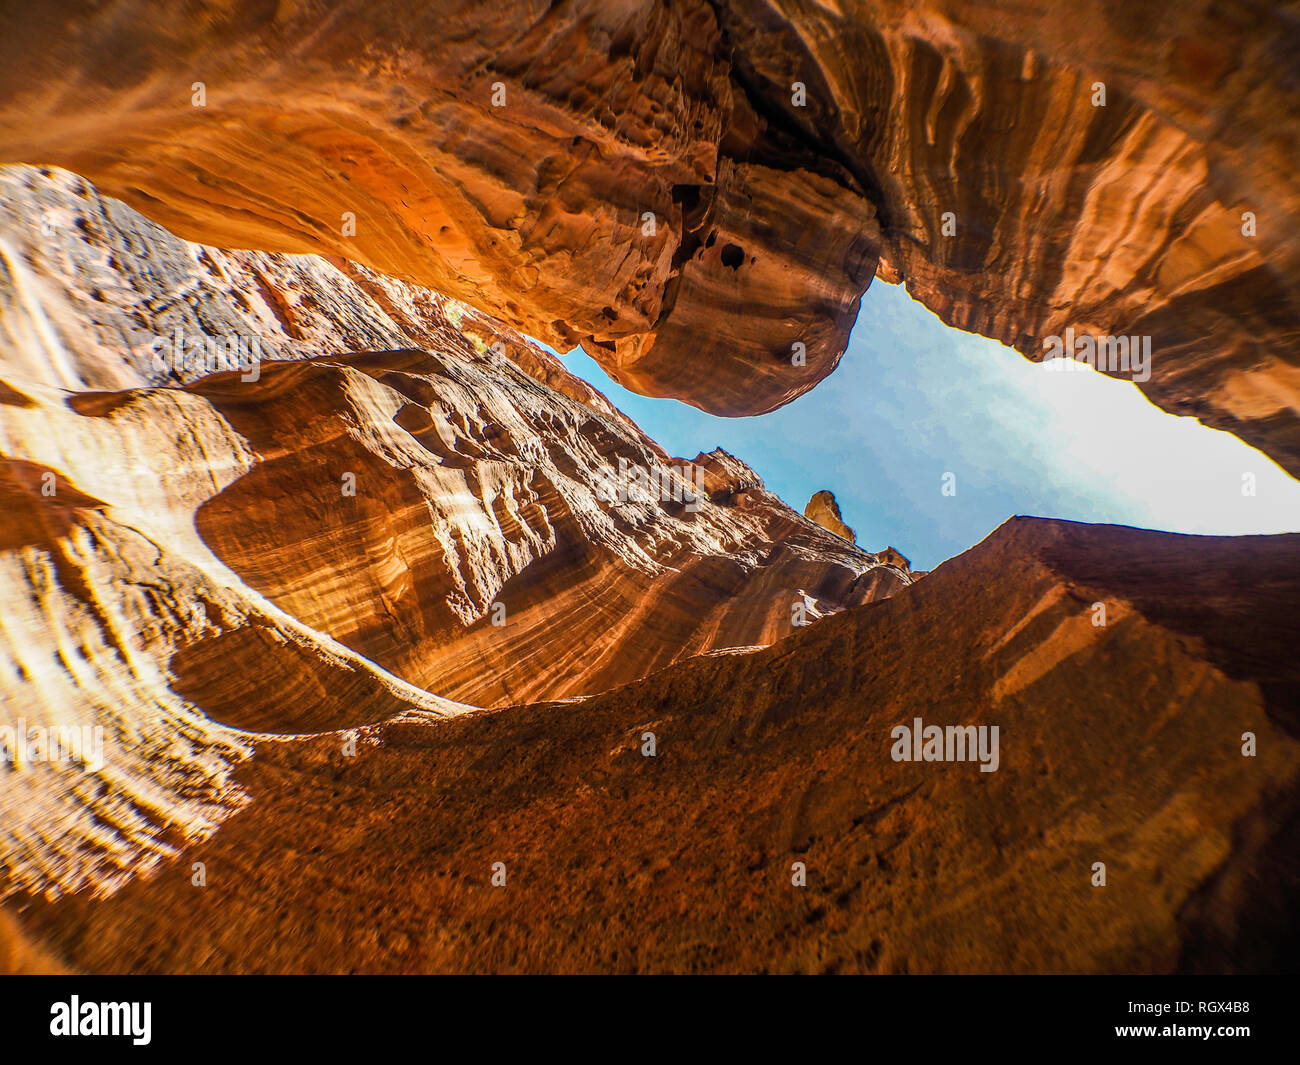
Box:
[9,517,1300,974]
[0,3,1297,978]
[1,1,1296,474]
[0,164,906,902]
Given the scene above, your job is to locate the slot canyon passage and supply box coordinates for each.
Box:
[0,0,1298,975]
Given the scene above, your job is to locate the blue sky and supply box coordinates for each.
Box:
[558,281,1300,571]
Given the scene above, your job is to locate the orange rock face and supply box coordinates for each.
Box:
[1,1,1296,471]
[1,3,1298,978]
[9,517,1299,974]
[0,166,904,901]
[805,489,856,544]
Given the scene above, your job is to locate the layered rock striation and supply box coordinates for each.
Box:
[0,165,905,899]
[1,1,1296,471]
[9,517,1300,973]
[1,0,1298,977]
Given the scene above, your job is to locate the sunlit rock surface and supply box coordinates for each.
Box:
[1,0,1298,976]
[805,490,856,544]
[8,518,1299,973]
[1,1,1296,471]
[0,165,904,902]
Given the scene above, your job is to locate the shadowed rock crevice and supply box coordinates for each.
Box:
[168,625,420,735]
[1039,525,1300,738]
[0,458,106,552]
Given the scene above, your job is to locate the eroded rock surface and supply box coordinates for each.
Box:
[1,1,1296,472]
[9,517,1299,974]
[805,490,856,543]
[1,0,1298,976]
[0,165,905,900]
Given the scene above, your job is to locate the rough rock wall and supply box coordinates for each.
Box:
[0,162,914,903]
[1,1,1295,472]
[11,517,1299,973]
[0,164,905,722]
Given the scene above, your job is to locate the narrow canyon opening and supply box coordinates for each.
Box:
[561,280,1300,572]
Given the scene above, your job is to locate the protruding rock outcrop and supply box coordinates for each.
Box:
[1,2,1296,472]
[805,490,856,544]
[877,546,911,571]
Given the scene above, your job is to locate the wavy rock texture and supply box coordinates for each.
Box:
[8,517,1299,974]
[0,165,908,706]
[0,1,1296,472]
[1,4,1297,978]
[0,164,905,902]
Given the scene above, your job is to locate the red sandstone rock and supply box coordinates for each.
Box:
[0,166,904,902]
[8,517,1299,973]
[0,2,1297,977]
[1,1,1295,471]
[805,490,856,544]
